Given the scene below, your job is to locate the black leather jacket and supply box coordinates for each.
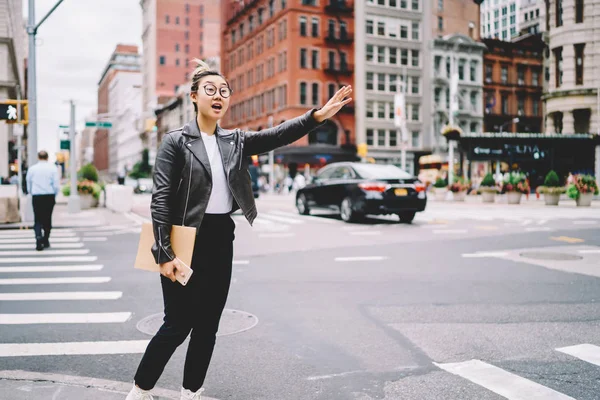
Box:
[150,109,325,264]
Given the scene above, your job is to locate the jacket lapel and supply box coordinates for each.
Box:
[182,121,212,180]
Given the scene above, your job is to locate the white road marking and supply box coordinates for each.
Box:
[0,265,103,273]
[0,256,97,263]
[261,213,305,224]
[270,210,338,224]
[579,249,600,254]
[573,220,598,225]
[81,237,108,242]
[252,218,275,225]
[0,340,150,357]
[0,277,110,285]
[0,312,131,324]
[434,359,575,400]
[525,227,552,232]
[258,233,296,238]
[233,260,250,265]
[520,220,533,226]
[0,237,81,244]
[0,231,76,238]
[0,291,122,301]
[335,256,388,262]
[537,219,548,225]
[556,344,600,367]
[124,212,151,224]
[349,231,382,236]
[0,243,84,250]
[433,229,468,234]
[0,249,89,256]
[462,252,509,258]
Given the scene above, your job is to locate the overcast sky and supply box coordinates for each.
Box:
[25,0,142,160]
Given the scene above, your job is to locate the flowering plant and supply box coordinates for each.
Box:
[441,124,463,136]
[448,177,470,193]
[567,174,599,200]
[62,179,103,200]
[478,173,499,193]
[501,172,530,194]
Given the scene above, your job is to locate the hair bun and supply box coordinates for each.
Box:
[191,58,212,76]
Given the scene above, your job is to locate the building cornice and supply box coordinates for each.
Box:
[542,88,598,100]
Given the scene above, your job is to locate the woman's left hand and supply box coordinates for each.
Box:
[313,86,353,123]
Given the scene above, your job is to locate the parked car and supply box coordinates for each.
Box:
[296,162,427,223]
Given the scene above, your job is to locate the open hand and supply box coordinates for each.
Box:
[313,86,353,122]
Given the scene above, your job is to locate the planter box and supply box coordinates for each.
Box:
[507,192,523,204]
[452,191,467,202]
[481,191,496,203]
[434,188,448,201]
[79,194,96,210]
[544,193,560,206]
[576,193,593,207]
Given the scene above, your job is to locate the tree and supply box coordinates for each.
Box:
[129,149,152,179]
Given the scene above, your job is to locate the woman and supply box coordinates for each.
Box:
[127,59,352,400]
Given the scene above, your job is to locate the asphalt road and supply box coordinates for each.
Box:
[2,194,600,400]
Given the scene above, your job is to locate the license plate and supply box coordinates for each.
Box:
[394,188,408,196]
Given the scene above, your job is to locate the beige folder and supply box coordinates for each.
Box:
[134,222,197,285]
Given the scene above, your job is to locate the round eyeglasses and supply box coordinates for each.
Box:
[202,84,232,98]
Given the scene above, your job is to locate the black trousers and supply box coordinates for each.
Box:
[134,214,235,392]
[32,194,56,241]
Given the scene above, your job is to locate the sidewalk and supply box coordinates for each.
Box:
[429,192,600,209]
[0,370,218,400]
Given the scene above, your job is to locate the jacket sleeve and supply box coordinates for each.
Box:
[242,109,326,156]
[150,133,183,264]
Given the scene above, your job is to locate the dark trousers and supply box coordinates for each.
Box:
[32,195,56,241]
[134,214,236,392]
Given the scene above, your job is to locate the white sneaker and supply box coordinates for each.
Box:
[125,384,154,400]
[181,387,204,400]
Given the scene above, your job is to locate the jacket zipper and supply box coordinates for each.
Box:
[182,152,193,225]
[157,228,173,262]
[238,132,245,170]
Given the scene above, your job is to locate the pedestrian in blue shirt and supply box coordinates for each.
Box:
[25,151,60,251]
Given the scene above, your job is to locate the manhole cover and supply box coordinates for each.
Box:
[519,252,583,261]
[136,309,258,337]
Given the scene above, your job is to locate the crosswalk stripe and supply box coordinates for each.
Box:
[0,291,122,300]
[0,243,85,250]
[556,344,600,367]
[0,312,131,324]
[335,256,387,262]
[252,217,275,225]
[0,265,103,273]
[0,249,89,256]
[434,359,575,399]
[0,256,97,263]
[269,210,339,224]
[81,237,108,242]
[433,229,468,234]
[0,340,150,357]
[0,277,110,285]
[260,213,305,224]
[0,231,76,238]
[573,220,598,225]
[0,237,81,244]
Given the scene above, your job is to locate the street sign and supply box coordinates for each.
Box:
[85,121,112,128]
[59,124,69,129]
[0,103,18,121]
[60,140,70,150]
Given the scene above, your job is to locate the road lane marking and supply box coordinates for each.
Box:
[462,252,509,258]
[0,340,150,357]
[434,359,575,400]
[556,344,600,367]
[433,229,468,234]
[0,237,81,244]
[233,260,250,265]
[270,210,338,224]
[0,232,76,238]
[0,312,131,324]
[579,249,600,254]
[573,220,598,225]
[475,226,499,231]
[0,249,89,256]
[538,219,548,225]
[525,227,553,232]
[0,291,122,301]
[551,236,585,243]
[252,218,275,225]
[0,256,98,263]
[0,265,103,273]
[81,237,108,242]
[520,220,533,226]
[0,277,111,285]
[261,213,305,224]
[0,243,84,250]
[335,256,388,262]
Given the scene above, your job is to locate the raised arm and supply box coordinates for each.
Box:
[243,86,353,156]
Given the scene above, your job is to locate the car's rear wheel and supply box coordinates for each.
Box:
[340,197,363,223]
[398,211,416,223]
[296,194,310,215]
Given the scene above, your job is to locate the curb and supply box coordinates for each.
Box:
[0,370,219,400]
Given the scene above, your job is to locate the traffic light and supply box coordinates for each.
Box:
[357,143,368,158]
[0,100,28,124]
[0,103,18,122]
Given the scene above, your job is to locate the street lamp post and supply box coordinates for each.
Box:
[495,117,519,179]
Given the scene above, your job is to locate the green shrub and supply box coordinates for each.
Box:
[567,174,599,200]
[481,173,496,187]
[78,163,99,182]
[543,170,561,187]
[433,178,447,188]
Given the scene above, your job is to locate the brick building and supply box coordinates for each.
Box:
[220,0,357,169]
[482,34,545,134]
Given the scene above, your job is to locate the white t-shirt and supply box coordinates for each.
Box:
[201,131,234,214]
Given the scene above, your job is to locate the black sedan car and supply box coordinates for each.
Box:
[296,162,427,223]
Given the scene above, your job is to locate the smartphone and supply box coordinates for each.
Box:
[174,258,193,286]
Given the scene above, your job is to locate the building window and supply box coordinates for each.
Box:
[532,70,539,86]
[312,50,319,69]
[411,77,419,94]
[166,15,170,24]
[501,66,508,84]
[469,123,478,134]
[377,73,386,91]
[434,88,441,106]
[378,21,385,36]
[312,17,319,37]
[366,101,374,118]
[300,82,307,105]
[501,94,509,114]
[185,17,189,26]
[389,47,397,64]
[300,49,308,68]
[366,44,374,61]
[411,131,420,148]
[159,56,166,65]
[575,43,584,85]
[502,6,507,15]
[517,66,525,85]
[378,47,385,63]
[401,49,408,65]
[470,92,477,111]
[175,43,180,52]
[378,129,386,146]
[300,17,307,36]
[556,0,563,26]
[328,83,336,99]
[532,99,539,116]
[378,103,385,119]
[390,130,398,147]
[470,62,477,82]
[366,19,374,35]
[401,25,408,39]
[411,104,419,121]
[367,129,374,145]
[438,0,443,11]
[412,22,419,40]
[389,75,397,92]
[517,96,525,115]
[458,62,465,80]
[411,0,419,10]
[175,16,180,24]
[281,0,287,8]
[302,0,317,5]
[554,47,563,87]
[484,64,492,83]
[446,88,450,110]
[312,83,319,106]
[438,16,443,31]
[367,72,374,90]
[390,0,397,7]
[575,0,584,22]
[340,21,348,39]
[175,58,180,66]
[328,51,336,69]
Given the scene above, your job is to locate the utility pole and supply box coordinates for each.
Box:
[26,0,65,167]
[68,100,80,213]
[448,52,458,185]
[267,116,275,193]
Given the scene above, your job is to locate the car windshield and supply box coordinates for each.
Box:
[352,164,413,179]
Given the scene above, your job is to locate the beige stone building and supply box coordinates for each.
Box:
[544,0,600,135]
